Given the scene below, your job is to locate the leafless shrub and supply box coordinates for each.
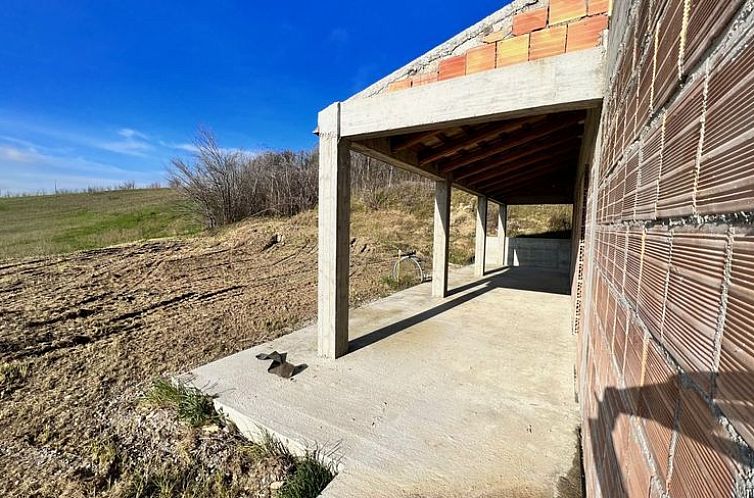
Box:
[547,210,573,232]
[169,131,436,226]
[350,152,431,211]
[169,130,318,227]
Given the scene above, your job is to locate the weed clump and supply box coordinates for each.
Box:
[142,378,218,427]
[0,361,29,395]
[278,452,335,498]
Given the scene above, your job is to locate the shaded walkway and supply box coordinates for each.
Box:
[190,265,578,497]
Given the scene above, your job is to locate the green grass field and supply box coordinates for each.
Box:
[0,189,202,259]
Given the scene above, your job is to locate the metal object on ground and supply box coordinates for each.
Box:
[392,249,426,283]
[256,351,296,379]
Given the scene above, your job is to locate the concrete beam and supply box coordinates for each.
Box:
[350,137,500,203]
[339,48,606,140]
[318,103,351,360]
[475,196,488,278]
[349,138,443,181]
[497,203,508,267]
[432,180,451,298]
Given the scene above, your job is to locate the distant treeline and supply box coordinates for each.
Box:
[0,182,164,198]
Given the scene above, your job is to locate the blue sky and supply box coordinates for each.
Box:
[0,0,506,193]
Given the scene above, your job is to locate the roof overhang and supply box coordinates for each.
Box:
[336,47,605,140]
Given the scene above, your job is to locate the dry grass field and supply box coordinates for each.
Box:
[0,186,570,496]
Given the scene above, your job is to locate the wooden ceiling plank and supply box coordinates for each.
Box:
[503,195,573,204]
[465,144,581,189]
[477,154,579,193]
[418,115,546,166]
[475,159,573,192]
[464,153,566,188]
[454,133,580,183]
[474,148,580,190]
[391,129,445,152]
[492,170,575,195]
[437,114,584,173]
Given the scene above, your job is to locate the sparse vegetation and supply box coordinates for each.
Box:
[143,378,219,427]
[169,130,319,227]
[507,204,573,238]
[0,361,29,394]
[381,273,421,291]
[278,452,335,498]
[139,379,333,498]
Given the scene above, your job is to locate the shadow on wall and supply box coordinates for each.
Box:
[589,371,754,497]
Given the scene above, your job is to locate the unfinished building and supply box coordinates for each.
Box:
[195,0,754,495]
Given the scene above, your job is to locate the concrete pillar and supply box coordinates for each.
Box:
[474,195,488,278]
[432,180,451,298]
[318,103,351,360]
[497,203,508,267]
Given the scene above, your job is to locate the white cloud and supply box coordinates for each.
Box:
[99,128,154,157]
[0,116,155,157]
[0,145,41,163]
[117,128,149,140]
[161,140,264,158]
[162,141,199,153]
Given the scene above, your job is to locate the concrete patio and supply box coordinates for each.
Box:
[190,263,580,497]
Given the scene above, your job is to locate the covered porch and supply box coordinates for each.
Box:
[317,48,604,359]
[192,22,606,495]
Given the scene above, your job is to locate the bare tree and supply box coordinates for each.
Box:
[169,130,320,227]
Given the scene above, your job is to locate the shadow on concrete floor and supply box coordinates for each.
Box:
[350,266,569,353]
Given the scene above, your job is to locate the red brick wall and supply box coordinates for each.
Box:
[580,0,754,496]
[386,0,610,92]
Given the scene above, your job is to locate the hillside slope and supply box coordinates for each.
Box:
[0,185,572,496]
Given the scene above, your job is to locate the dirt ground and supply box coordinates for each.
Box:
[0,214,399,497]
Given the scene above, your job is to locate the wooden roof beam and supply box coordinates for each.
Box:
[437,113,584,173]
[475,154,577,192]
[418,115,546,166]
[467,146,580,190]
[491,170,575,196]
[390,129,446,152]
[454,132,581,183]
[463,151,571,189]
[488,162,571,191]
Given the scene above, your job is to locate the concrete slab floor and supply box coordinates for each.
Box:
[190,265,580,498]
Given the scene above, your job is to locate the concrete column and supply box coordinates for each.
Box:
[318,103,351,360]
[432,180,451,298]
[497,203,508,267]
[474,195,488,278]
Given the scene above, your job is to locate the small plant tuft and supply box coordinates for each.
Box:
[381,274,420,291]
[90,435,121,487]
[0,361,29,393]
[278,451,335,498]
[244,431,297,470]
[143,378,218,427]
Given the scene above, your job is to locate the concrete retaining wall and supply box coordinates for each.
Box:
[506,237,571,272]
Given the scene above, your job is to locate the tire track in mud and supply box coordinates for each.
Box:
[8,286,246,361]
